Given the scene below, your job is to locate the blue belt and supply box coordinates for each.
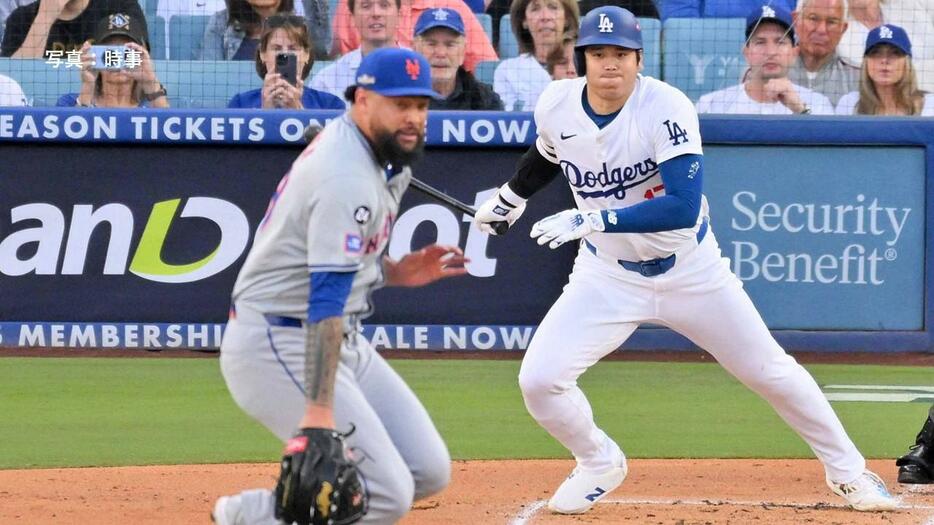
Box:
[229,305,303,328]
[583,217,709,278]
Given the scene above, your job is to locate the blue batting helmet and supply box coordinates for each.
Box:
[574,6,642,75]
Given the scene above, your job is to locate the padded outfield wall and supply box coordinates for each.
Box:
[0,108,931,352]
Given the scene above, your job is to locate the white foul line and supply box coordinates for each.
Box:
[507,499,547,525]
[508,496,934,524]
[604,496,934,511]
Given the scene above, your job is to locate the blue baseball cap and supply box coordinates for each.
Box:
[745,4,795,42]
[865,24,912,56]
[414,8,465,37]
[354,48,441,98]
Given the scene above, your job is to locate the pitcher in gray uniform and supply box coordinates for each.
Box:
[212,48,468,525]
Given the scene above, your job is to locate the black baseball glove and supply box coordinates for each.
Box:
[274,427,367,525]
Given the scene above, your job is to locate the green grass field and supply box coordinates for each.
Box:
[0,357,930,469]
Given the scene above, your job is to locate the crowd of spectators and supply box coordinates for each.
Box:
[0,0,930,115]
[697,5,836,114]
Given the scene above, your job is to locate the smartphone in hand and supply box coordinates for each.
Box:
[90,45,129,70]
[275,53,298,85]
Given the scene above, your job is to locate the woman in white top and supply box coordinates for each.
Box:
[835,24,934,115]
[493,0,579,111]
[836,0,934,66]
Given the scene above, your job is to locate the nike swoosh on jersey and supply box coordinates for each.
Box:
[560,132,577,140]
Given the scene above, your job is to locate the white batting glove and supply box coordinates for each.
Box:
[474,183,527,235]
[530,209,606,249]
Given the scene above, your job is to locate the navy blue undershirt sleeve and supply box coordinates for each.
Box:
[600,154,704,233]
[308,271,356,323]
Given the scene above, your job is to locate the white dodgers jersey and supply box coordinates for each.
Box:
[535,75,707,262]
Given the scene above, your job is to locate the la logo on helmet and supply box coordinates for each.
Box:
[598,13,614,33]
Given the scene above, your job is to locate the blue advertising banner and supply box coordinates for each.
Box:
[705,145,925,330]
[0,108,535,146]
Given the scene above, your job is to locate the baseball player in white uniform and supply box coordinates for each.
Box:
[475,6,898,515]
[213,48,467,525]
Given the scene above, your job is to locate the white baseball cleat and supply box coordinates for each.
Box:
[547,458,628,514]
[826,470,900,511]
[211,495,243,525]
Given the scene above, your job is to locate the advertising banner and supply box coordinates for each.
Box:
[0,110,931,350]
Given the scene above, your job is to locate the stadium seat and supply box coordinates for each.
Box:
[498,15,518,59]
[657,0,701,19]
[476,13,493,43]
[159,60,258,107]
[140,0,159,20]
[638,17,661,80]
[148,16,167,61]
[475,60,498,85]
[702,0,794,17]
[169,15,210,60]
[661,17,746,102]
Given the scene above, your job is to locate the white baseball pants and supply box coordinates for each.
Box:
[518,230,866,483]
[218,309,450,524]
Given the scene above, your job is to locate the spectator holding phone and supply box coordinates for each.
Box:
[228,14,344,109]
[57,13,168,108]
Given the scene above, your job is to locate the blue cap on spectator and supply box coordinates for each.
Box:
[865,24,912,56]
[354,48,441,98]
[414,8,465,37]
[745,4,795,42]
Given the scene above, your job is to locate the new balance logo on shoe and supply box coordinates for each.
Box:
[585,487,606,502]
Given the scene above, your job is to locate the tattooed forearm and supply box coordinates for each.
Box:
[304,317,343,407]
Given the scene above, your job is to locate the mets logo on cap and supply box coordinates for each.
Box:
[354,48,440,98]
[405,58,420,80]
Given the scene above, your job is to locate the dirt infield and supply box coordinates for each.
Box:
[1,459,931,524]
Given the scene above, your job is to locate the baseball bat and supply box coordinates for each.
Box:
[304,124,510,235]
[408,177,509,235]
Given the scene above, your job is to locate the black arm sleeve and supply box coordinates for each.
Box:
[507,143,563,199]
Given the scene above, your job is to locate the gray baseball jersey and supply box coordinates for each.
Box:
[232,113,411,320]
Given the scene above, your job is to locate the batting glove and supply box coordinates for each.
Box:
[474,183,527,235]
[530,209,605,249]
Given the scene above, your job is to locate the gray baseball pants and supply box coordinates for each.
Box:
[217,306,450,524]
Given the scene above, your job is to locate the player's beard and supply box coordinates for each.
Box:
[373,128,425,169]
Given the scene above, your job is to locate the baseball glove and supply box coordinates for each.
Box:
[274,427,367,525]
